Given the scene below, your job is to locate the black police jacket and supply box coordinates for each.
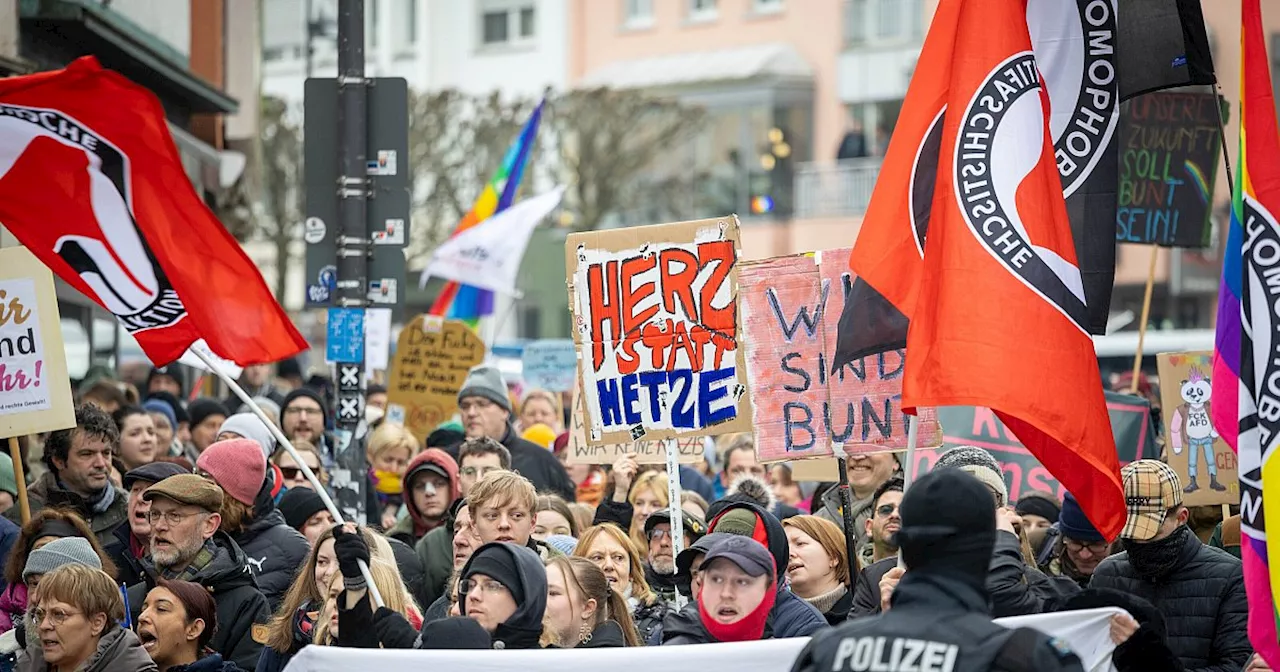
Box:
[791,573,1084,672]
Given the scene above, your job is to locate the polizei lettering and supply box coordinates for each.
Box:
[1054,0,1117,193]
[831,636,958,672]
[954,52,1091,332]
[1243,195,1280,451]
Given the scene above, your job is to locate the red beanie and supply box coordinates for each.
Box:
[196,439,267,505]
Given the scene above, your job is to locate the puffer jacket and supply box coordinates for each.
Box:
[1090,528,1251,672]
[23,626,156,672]
[0,585,24,635]
[390,450,460,547]
[128,532,271,672]
[235,481,310,610]
[631,597,668,645]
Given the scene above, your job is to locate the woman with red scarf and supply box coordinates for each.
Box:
[660,535,777,644]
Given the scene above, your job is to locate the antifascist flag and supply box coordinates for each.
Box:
[838,0,1122,366]
[1236,0,1280,665]
[0,57,306,366]
[904,0,1124,539]
[1117,0,1215,100]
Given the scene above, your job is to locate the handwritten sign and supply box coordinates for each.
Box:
[386,316,486,441]
[793,393,1155,502]
[1115,91,1220,247]
[0,247,73,435]
[566,217,753,445]
[1158,351,1236,506]
[521,339,577,392]
[739,250,942,461]
[564,379,701,464]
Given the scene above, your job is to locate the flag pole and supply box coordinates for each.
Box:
[832,442,861,588]
[1129,244,1160,394]
[663,437,687,610]
[8,437,28,525]
[896,416,919,571]
[190,348,385,608]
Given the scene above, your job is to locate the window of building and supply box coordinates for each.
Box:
[753,0,783,13]
[624,0,654,28]
[845,0,919,46]
[366,0,378,48]
[688,0,718,22]
[403,0,417,48]
[480,2,536,47]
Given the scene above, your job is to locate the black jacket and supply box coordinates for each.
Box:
[447,425,575,501]
[127,532,271,672]
[850,532,1070,619]
[235,482,310,610]
[660,601,776,645]
[816,587,853,626]
[9,472,128,547]
[578,620,628,648]
[168,652,239,672]
[1090,530,1252,672]
[336,592,421,650]
[632,597,668,645]
[791,573,1085,672]
[645,564,679,604]
[387,536,431,611]
[1063,588,1184,672]
[104,522,147,588]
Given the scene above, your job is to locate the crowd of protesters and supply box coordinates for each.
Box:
[0,360,1259,671]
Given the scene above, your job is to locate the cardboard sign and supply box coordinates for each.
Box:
[1158,351,1237,506]
[740,250,942,461]
[386,316,486,441]
[566,217,752,445]
[0,247,74,435]
[1115,91,1221,248]
[792,392,1156,503]
[564,378,701,464]
[521,339,577,392]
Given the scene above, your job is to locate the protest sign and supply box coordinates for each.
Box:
[793,392,1155,503]
[1158,351,1236,506]
[740,250,942,461]
[1115,91,1221,247]
[285,607,1122,672]
[0,247,73,435]
[564,378,701,464]
[521,339,577,392]
[386,316,486,441]
[566,216,752,446]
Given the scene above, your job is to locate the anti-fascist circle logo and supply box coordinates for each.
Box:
[953,52,1090,332]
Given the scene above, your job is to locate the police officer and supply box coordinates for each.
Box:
[789,469,1083,672]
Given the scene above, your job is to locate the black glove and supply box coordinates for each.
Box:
[332,525,370,583]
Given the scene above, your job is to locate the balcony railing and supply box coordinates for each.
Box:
[794,158,882,219]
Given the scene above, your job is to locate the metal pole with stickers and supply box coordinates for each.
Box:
[304,0,408,523]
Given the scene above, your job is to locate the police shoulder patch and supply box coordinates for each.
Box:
[1046,636,1074,659]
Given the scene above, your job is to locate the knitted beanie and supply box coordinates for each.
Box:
[196,439,268,505]
[710,508,759,538]
[188,398,229,430]
[23,537,102,580]
[457,365,511,412]
[933,445,1009,507]
[218,413,277,457]
[544,534,578,556]
[278,487,328,531]
[282,388,328,418]
[142,399,178,431]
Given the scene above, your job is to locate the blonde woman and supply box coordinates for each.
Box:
[518,389,562,433]
[575,524,667,644]
[365,423,421,532]
[545,556,639,647]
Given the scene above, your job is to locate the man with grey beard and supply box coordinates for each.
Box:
[125,474,270,671]
[643,510,707,604]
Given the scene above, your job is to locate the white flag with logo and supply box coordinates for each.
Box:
[419,187,564,293]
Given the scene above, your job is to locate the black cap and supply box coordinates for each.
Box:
[278,487,328,530]
[282,387,328,417]
[147,367,185,396]
[187,398,229,429]
[462,543,527,606]
[644,508,707,541]
[122,462,189,491]
[895,469,996,586]
[700,535,775,579]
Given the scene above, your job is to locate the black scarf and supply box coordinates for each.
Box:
[1122,524,1191,581]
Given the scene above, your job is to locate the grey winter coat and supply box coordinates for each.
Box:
[21,626,156,672]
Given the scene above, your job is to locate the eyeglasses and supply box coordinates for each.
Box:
[648,528,672,540]
[1064,539,1109,554]
[460,466,500,479]
[284,407,323,417]
[461,578,509,596]
[876,503,900,517]
[32,607,81,627]
[148,509,203,526]
[459,398,496,413]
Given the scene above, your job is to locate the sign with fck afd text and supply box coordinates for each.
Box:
[567,216,753,446]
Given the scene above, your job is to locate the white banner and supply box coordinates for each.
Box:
[419,187,564,293]
[282,607,1123,672]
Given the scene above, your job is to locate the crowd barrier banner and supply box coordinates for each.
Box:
[282,607,1123,672]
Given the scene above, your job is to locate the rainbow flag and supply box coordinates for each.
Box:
[1235,1,1280,666]
[426,100,544,329]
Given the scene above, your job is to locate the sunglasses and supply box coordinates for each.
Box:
[280,466,320,479]
[876,503,900,517]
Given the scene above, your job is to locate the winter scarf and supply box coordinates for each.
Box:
[697,580,776,643]
[1122,524,1192,581]
[76,480,116,514]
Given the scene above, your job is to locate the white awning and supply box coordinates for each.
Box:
[577,43,814,90]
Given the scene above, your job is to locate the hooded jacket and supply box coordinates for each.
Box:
[127,532,271,672]
[24,625,157,672]
[8,472,127,547]
[390,450,460,545]
[459,542,548,649]
[703,501,827,639]
[235,480,310,610]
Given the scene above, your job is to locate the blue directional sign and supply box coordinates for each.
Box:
[326,307,366,364]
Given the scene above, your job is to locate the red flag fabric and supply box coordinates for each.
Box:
[0,57,306,367]
[904,0,1124,538]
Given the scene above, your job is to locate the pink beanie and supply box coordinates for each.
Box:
[196,439,267,506]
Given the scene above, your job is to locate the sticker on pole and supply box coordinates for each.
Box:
[367,150,397,176]
[373,219,405,245]
[368,279,397,305]
[325,308,366,364]
[303,217,327,244]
